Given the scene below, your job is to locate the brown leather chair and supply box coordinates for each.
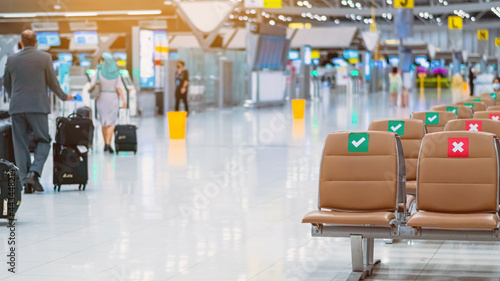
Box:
[411,111,456,133]
[445,119,500,137]
[473,110,500,121]
[481,93,500,105]
[432,105,473,119]
[407,131,500,229]
[465,96,494,107]
[454,101,486,112]
[487,106,500,111]
[302,131,406,227]
[368,119,425,195]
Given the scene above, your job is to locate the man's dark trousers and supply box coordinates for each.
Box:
[11,113,50,185]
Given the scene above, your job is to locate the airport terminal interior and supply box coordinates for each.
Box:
[1,0,500,280]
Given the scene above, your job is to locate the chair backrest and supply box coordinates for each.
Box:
[466,97,494,107]
[417,131,499,213]
[368,119,425,181]
[473,110,500,121]
[319,131,403,212]
[432,105,473,119]
[445,119,500,137]
[411,111,456,133]
[455,101,486,112]
[487,106,500,111]
[481,93,500,105]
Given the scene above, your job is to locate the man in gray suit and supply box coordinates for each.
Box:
[3,30,73,193]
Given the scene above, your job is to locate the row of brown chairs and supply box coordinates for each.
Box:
[301,92,500,280]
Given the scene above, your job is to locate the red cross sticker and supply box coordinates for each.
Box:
[448,137,469,157]
[465,120,482,132]
[489,113,500,121]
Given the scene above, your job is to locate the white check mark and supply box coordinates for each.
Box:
[493,116,500,121]
[427,115,437,122]
[390,124,402,132]
[351,137,366,148]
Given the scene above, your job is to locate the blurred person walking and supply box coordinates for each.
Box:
[174,61,189,114]
[389,67,403,106]
[3,30,73,193]
[89,53,127,153]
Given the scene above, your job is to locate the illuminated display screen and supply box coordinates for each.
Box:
[37,32,60,47]
[74,31,99,45]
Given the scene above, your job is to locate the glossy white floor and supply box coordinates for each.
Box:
[0,88,496,281]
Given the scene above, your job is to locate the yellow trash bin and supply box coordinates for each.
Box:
[167,111,187,139]
[292,99,305,119]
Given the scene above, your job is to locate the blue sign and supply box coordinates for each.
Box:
[288,50,299,60]
[332,57,346,66]
[343,50,359,59]
[389,57,399,67]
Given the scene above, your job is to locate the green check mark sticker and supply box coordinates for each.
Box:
[446,106,458,116]
[348,133,369,152]
[463,103,474,108]
[388,120,405,135]
[425,112,439,125]
[472,98,481,102]
[491,93,498,100]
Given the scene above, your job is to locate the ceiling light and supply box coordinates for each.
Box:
[297,1,303,6]
[269,20,275,25]
[65,12,98,17]
[334,19,340,24]
[54,4,62,10]
[163,1,173,4]
[127,10,161,15]
[471,16,475,21]
[1,13,37,18]
[443,1,448,5]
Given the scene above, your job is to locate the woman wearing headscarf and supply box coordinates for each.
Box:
[90,52,127,153]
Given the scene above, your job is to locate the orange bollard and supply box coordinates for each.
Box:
[291,99,305,119]
[167,111,187,139]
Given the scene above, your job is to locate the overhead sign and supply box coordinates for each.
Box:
[477,30,489,40]
[394,0,414,8]
[448,16,463,30]
[264,0,282,8]
[245,0,281,8]
[496,38,500,47]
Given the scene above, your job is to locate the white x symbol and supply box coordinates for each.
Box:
[452,142,464,153]
[468,124,479,131]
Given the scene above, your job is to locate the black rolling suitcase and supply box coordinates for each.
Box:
[55,114,94,148]
[53,143,88,191]
[0,160,22,225]
[0,120,15,163]
[115,109,137,154]
[76,106,92,119]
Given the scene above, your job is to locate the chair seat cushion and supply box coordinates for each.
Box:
[407,212,499,229]
[302,210,395,226]
[406,181,416,194]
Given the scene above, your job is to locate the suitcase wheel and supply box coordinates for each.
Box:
[58,185,61,192]
[82,184,86,191]
[78,184,82,190]
[8,219,14,226]
[134,150,137,155]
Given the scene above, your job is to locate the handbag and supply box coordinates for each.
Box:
[89,70,101,100]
